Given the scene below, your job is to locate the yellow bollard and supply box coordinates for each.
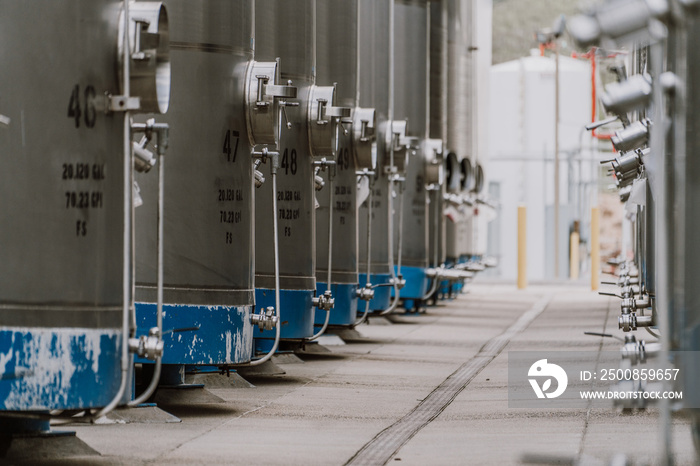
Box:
[517,205,527,289]
[570,231,580,280]
[591,207,600,291]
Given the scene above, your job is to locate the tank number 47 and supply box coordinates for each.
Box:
[223,130,240,163]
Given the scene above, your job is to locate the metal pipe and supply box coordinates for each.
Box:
[380,0,401,317]
[128,145,165,406]
[307,166,334,341]
[380,178,402,316]
[96,0,133,419]
[396,180,404,275]
[420,188,441,300]
[246,156,281,366]
[353,173,374,328]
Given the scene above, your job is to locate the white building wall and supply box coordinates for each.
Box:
[488,53,591,280]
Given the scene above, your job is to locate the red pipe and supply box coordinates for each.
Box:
[572,48,613,141]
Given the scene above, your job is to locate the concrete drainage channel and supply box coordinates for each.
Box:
[345,295,552,466]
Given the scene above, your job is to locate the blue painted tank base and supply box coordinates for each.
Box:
[401,299,430,313]
[0,327,122,412]
[314,282,358,327]
[391,266,431,300]
[357,273,392,312]
[135,303,254,366]
[254,288,315,347]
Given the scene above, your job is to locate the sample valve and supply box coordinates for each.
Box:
[620,334,661,365]
[250,306,279,332]
[356,285,375,301]
[312,290,335,311]
[128,327,164,360]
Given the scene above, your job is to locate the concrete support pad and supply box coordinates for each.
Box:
[1,431,99,462]
[332,327,367,342]
[105,405,182,424]
[236,359,286,377]
[153,387,225,406]
[297,342,332,354]
[314,335,346,346]
[273,353,307,363]
[184,372,255,389]
[366,316,393,325]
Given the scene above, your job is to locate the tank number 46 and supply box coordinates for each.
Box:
[67,84,97,128]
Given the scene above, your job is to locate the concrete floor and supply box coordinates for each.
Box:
[21,283,697,465]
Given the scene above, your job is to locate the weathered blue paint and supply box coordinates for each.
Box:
[357,273,392,312]
[314,282,358,327]
[134,304,253,365]
[254,288,314,342]
[0,328,122,411]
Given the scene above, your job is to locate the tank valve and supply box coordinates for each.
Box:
[254,159,265,188]
[612,119,651,152]
[128,327,164,360]
[312,290,335,311]
[250,306,278,332]
[611,379,662,409]
[132,138,157,173]
[621,335,661,365]
[567,0,669,49]
[131,118,170,172]
[458,262,485,273]
[619,313,653,332]
[356,285,375,301]
[601,74,653,117]
[314,167,326,191]
[390,275,406,290]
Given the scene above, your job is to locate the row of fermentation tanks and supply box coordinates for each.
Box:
[0,0,495,434]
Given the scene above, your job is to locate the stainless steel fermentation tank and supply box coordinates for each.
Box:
[430,0,479,302]
[467,161,486,260]
[254,0,343,348]
[393,0,443,311]
[314,0,377,327]
[133,0,255,376]
[357,0,408,314]
[444,0,481,264]
[429,0,447,295]
[0,0,167,425]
